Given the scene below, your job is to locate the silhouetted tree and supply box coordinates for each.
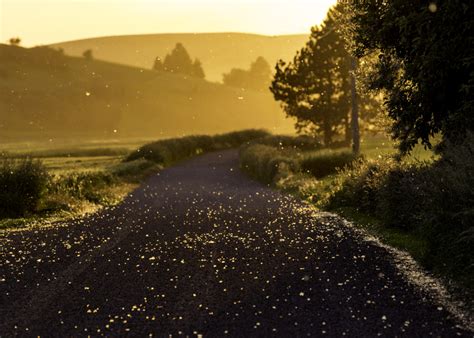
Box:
[343,0,474,153]
[153,57,165,72]
[271,7,352,146]
[83,49,93,60]
[271,5,380,147]
[223,56,272,92]
[192,59,205,79]
[9,37,21,46]
[160,43,205,79]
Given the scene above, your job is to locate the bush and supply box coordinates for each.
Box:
[324,157,393,213]
[301,151,359,178]
[51,171,117,204]
[0,158,49,218]
[239,144,299,184]
[420,135,474,281]
[126,129,270,164]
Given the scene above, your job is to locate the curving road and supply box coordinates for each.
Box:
[0,150,471,336]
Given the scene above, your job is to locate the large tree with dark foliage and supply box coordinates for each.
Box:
[270,6,379,147]
[343,0,474,153]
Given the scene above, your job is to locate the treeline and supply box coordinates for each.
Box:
[153,43,205,79]
[151,43,273,92]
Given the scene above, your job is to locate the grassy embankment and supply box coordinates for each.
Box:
[0,129,269,230]
[239,133,473,292]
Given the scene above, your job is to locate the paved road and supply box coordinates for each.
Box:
[0,150,471,336]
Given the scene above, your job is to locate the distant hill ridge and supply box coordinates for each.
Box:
[0,43,294,141]
[50,32,309,82]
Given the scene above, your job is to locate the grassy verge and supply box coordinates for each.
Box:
[0,130,269,230]
[239,134,472,294]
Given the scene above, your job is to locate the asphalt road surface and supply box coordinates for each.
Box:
[0,150,471,337]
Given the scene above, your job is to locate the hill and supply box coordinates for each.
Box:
[0,44,294,141]
[50,33,309,82]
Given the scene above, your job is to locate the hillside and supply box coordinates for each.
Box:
[50,33,309,82]
[0,44,294,141]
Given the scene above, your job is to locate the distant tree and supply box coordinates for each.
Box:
[159,43,205,79]
[153,57,165,72]
[223,56,272,92]
[83,49,93,60]
[192,59,205,79]
[223,69,249,89]
[249,57,272,90]
[9,37,21,46]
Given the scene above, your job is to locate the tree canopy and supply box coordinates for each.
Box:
[270,6,380,146]
[343,0,474,153]
[153,43,205,79]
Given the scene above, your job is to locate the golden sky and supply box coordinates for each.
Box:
[1,0,337,46]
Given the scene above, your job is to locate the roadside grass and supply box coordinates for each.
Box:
[0,138,157,230]
[0,130,268,230]
[239,133,472,294]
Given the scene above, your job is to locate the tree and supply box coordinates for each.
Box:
[192,59,205,79]
[9,37,21,46]
[83,49,93,60]
[270,5,381,147]
[159,43,205,79]
[270,7,355,146]
[343,0,474,153]
[223,56,272,92]
[153,57,165,72]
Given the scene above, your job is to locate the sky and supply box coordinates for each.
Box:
[1,0,337,46]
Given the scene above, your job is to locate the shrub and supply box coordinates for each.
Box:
[301,151,359,178]
[239,144,299,184]
[126,129,270,164]
[51,171,117,204]
[0,157,49,218]
[325,156,396,213]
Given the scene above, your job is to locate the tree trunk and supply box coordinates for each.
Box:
[323,118,332,147]
[351,57,360,155]
[344,115,351,146]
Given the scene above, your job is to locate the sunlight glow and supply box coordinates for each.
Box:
[1,0,337,46]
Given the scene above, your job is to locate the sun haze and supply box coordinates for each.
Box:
[1,0,337,46]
